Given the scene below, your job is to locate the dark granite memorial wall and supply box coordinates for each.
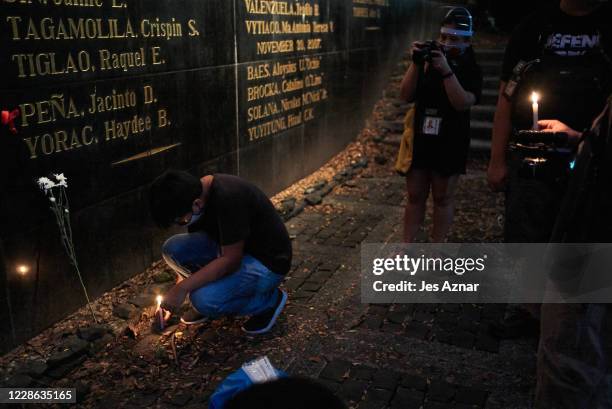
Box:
[0,0,441,353]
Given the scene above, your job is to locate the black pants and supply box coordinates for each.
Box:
[504,162,566,243]
[536,304,612,408]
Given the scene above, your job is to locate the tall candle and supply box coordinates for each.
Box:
[531,92,539,130]
[156,295,164,330]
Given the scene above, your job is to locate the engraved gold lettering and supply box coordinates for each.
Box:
[99,47,146,72]
[247,63,270,80]
[271,61,297,76]
[143,85,155,104]
[141,18,182,40]
[282,78,304,93]
[88,89,137,114]
[187,19,200,36]
[22,125,95,160]
[19,94,80,127]
[247,117,287,141]
[248,82,280,102]
[287,112,302,127]
[280,96,301,111]
[151,46,163,65]
[256,39,294,55]
[105,114,152,141]
[6,16,23,40]
[157,109,168,128]
[247,101,279,122]
[8,17,138,41]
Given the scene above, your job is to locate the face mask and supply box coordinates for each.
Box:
[186,211,202,226]
[441,42,469,58]
[175,201,203,227]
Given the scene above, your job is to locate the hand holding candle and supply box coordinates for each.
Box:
[531,92,539,130]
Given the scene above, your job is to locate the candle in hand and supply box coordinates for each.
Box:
[531,92,540,130]
[156,295,165,330]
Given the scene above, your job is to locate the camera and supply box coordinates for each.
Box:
[510,130,575,182]
[413,41,444,65]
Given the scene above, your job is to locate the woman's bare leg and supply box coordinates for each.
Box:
[403,169,431,243]
[431,173,459,242]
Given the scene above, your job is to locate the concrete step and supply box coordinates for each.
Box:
[480,89,499,106]
[470,138,492,152]
[379,120,404,133]
[381,133,402,147]
[483,75,500,89]
[477,48,506,55]
[476,48,505,64]
[479,61,502,76]
[471,104,496,121]
[383,135,491,155]
[377,120,492,149]
[470,120,493,142]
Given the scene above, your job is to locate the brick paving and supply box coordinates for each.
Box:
[275,169,536,409]
[3,163,535,408]
[361,303,504,353]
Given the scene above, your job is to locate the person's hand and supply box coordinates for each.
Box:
[538,120,582,142]
[160,283,188,314]
[488,159,508,192]
[430,50,452,76]
[411,41,425,64]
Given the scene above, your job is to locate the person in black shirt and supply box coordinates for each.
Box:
[149,170,292,334]
[488,0,612,239]
[399,7,483,242]
[485,0,611,340]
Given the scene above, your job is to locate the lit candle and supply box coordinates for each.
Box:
[16,265,29,276]
[156,295,164,330]
[531,92,539,130]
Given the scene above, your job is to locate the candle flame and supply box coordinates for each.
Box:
[16,265,29,276]
[156,295,163,306]
[531,92,539,104]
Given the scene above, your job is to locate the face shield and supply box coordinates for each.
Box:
[438,7,473,57]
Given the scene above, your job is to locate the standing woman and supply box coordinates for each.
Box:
[399,7,482,243]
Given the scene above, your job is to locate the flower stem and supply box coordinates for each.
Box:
[49,186,98,323]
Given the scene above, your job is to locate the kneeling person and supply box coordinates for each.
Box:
[149,170,291,334]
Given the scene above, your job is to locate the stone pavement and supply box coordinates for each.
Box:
[277,170,536,409]
[1,153,537,409]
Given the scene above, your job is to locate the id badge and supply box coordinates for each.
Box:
[422,116,442,135]
[503,80,518,99]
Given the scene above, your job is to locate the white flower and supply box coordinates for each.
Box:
[37,177,56,192]
[53,173,68,187]
[50,197,56,202]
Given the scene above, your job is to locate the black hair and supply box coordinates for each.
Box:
[225,377,347,409]
[149,169,203,228]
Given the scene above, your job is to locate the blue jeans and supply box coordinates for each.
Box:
[162,232,283,319]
